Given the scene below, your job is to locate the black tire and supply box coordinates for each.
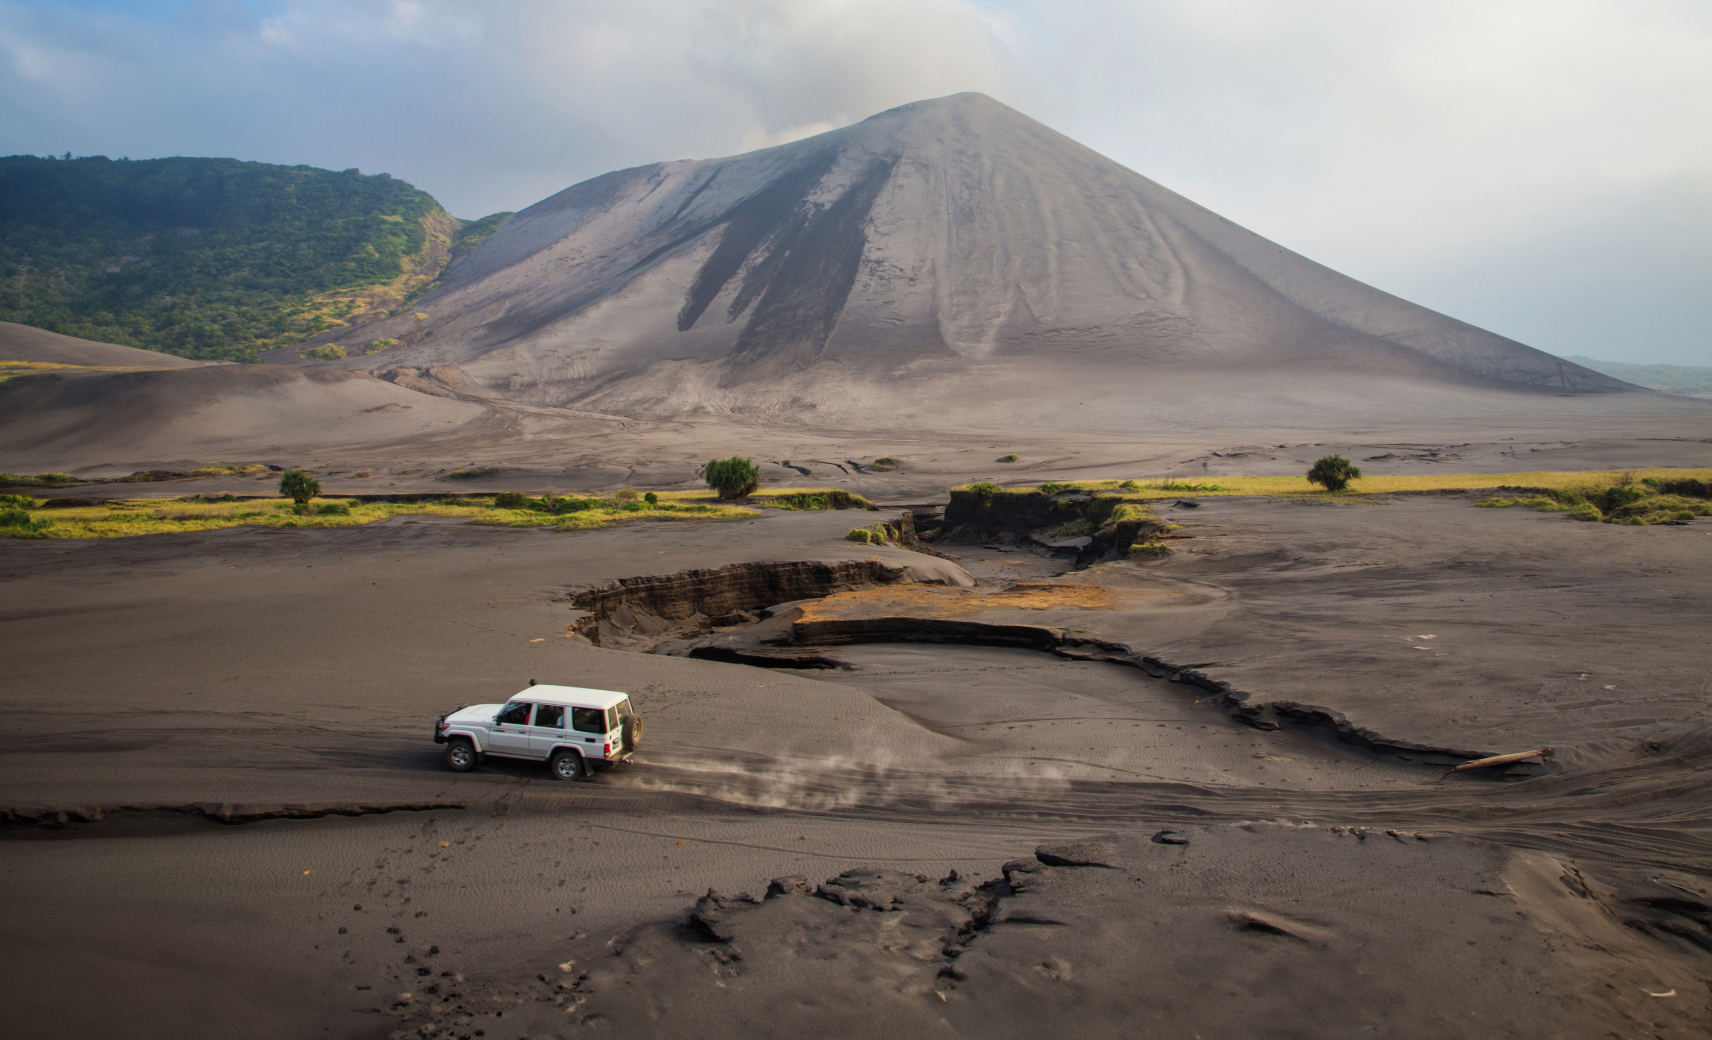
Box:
[444,739,476,772]
[549,749,586,781]
[622,713,644,751]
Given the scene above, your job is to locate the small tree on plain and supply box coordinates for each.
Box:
[279,469,321,504]
[705,457,760,500]
[1306,455,1361,492]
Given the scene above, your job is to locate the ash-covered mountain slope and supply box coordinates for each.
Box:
[299,93,1628,418]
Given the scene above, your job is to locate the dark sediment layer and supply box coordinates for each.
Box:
[936,488,1162,566]
[785,618,1494,766]
[2,801,462,832]
[574,558,1504,768]
[568,559,931,648]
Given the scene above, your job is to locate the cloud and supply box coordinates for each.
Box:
[0,0,1706,362]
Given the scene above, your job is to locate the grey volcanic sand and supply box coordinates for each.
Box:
[2,501,1709,1038]
[0,320,212,368]
[3,319,1709,489]
[299,93,1627,414]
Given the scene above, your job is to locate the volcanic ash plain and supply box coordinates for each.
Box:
[2,494,1709,1040]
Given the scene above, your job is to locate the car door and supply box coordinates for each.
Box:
[487,701,536,758]
[571,706,607,758]
[529,703,570,757]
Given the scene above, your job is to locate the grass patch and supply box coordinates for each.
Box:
[1479,479,1710,526]
[752,488,875,511]
[0,472,77,487]
[189,463,267,478]
[1033,469,1712,501]
[0,489,759,539]
[0,360,164,383]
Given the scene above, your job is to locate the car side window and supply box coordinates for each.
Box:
[605,707,619,732]
[497,702,532,726]
[535,704,565,729]
[571,707,604,733]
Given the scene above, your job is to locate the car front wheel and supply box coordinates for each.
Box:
[445,739,476,772]
[549,749,586,781]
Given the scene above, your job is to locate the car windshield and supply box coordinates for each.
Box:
[497,702,532,726]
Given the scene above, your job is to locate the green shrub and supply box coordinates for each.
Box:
[705,457,761,500]
[1307,455,1361,492]
[0,494,44,509]
[548,496,597,516]
[846,527,873,543]
[613,488,640,506]
[1117,479,1139,490]
[967,481,1001,503]
[1038,481,1072,496]
[644,492,658,506]
[0,508,51,536]
[492,492,529,510]
[300,343,347,361]
[996,454,1018,463]
[279,469,320,505]
[871,457,898,471]
[314,503,349,516]
[1588,484,1646,514]
[1089,495,1129,524]
[1127,541,1170,559]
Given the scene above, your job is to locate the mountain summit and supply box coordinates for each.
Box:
[296,93,1627,421]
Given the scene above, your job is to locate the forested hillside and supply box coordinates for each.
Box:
[0,155,508,362]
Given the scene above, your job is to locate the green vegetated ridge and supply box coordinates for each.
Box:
[1565,355,1712,396]
[1478,476,1711,526]
[0,154,510,362]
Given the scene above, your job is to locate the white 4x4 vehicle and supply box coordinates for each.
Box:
[434,683,642,780]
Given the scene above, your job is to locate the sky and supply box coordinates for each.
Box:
[2,0,1708,365]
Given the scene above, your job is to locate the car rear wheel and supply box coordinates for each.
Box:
[445,739,476,772]
[549,749,586,781]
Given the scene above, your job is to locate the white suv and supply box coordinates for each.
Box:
[434,683,643,780]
